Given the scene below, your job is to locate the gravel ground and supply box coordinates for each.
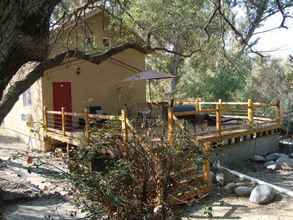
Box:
[182,160,293,220]
[0,129,86,220]
[2,129,293,220]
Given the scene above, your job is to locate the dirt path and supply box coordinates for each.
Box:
[0,130,86,220]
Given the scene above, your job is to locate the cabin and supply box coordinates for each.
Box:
[2,9,146,150]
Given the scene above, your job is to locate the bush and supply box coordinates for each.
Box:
[70,120,205,219]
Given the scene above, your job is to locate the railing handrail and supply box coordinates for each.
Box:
[44,98,282,145]
[148,99,278,107]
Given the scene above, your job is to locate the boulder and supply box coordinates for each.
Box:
[224,182,237,194]
[249,184,275,204]
[264,161,276,168]
[234,186,254,197]
[215,172,225,186]
[266,163,280,171]
[276,156,293,170]
[253,155,266,163]
[265,153,280,161]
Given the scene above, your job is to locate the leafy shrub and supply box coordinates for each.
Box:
[70,120,205,219]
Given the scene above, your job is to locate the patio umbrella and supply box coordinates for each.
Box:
[122,70,175,101]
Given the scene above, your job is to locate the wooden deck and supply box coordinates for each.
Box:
[42,99,282,205]
[43,99,282,146]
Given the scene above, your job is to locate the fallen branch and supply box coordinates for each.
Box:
[217,163,293,197]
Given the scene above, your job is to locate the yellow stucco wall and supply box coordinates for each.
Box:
[43,48,145,115]
[2,79,44,149]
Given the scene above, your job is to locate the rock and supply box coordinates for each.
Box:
[289,153,293,159]
[224,182,237,194]
[221,169,237,184]
[249,184,275,204]
[253,155,266,163]
[266,163,280,171]
[265,153,280,161]
[276,156,293,170]
[264,161,276,168]
[215,172,225,186]
[234,186,254,197]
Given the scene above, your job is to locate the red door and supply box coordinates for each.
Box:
[53,82,72,130]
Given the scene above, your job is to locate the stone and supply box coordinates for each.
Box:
[266,163,280,171]
[264,160,275,167]
[249,184,275,204]
[224,182,237,194]
[234,186,254,197]
[265,153,280,161]
[221,168,237,184]
[278,154,289,159]
[276,156,293,170]
[215,172,225,186]
[253,155,266,163]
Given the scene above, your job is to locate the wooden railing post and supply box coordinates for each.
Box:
[195,98,199,112]
[43,106,48,134]
[203,142,211,188]
[248,99,254,128]
[276,100,282,127]
[84,108,89,143]
[195,98,202,112]
[121,109,128,145]
[198,98,202,112]
[168,106,174,145]
[61,107,65,136]
[216,99,222,135]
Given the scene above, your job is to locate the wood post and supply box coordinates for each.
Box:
[203,142,211,188]
[195,98,199,112]
[167,106,174,145]
[276,100,282,127]
[43,106,48,135]
[216,99,222,135]
[61,107,65,136]
[195,98,202,112]
[121,109,128,145]
[198,98,202,112]
[84,108,90,143]
[248,99,254,128]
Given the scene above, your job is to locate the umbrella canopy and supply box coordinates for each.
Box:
[122,70,175,82]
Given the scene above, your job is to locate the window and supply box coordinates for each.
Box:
[23,89,32,107]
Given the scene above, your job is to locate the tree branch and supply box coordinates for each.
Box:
[276,0,289,28]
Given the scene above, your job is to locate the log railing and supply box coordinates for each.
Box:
[44,107,121,143]
[170,98,281,137]
[44,99,281,145]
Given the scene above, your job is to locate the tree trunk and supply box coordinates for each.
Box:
[169,39,183,100]
[0,0,61,100]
